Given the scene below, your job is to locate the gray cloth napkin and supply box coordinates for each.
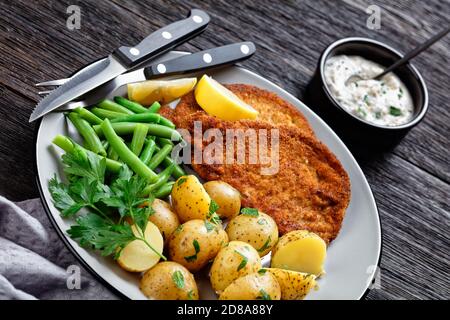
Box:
[0,196,118,300]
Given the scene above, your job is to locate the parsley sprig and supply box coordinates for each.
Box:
[48,144,165,260]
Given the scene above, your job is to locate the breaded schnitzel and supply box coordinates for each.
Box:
[161,84,350,243]
[160,84,315,137]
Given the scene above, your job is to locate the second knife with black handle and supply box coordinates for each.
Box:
[143,42,256,78]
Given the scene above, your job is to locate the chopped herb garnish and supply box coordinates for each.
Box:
[172,270,185,289]
[257,236,272,253]
[184,239,200,262]
[257,268,267,275]
[193,239,200,252]
[184,255,197,262]
[209,199,220,215]
[240,207,259,217]
[174,224,183,234]
[177,177,187,186]
[389,106,402,116]
[257,289,271,300]
[235,250,248,271]
[204,220,215,232]
[187,290,194,300]
[363,94,370,104]
[209,213,221,225]
[257,218,267,225]
[375,111,382,119]
[207,200,222,225]
[357,107,367,117]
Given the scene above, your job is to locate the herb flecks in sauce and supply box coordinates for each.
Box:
[389,106,402,117]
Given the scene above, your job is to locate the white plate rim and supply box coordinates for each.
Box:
[34,51,382,300]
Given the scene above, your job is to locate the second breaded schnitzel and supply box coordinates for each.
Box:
[161,84,350,243]
[178,112,350,243]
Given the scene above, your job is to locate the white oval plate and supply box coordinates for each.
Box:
[35,51,381,300]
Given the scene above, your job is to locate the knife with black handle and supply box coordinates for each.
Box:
[30,9,210,122]
[142,41,256,78]
[114,9,210,68]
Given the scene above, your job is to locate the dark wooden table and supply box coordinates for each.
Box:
[1,0,449,300]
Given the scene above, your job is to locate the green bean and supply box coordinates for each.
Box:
[156,137,174,147]
[75,107,102,125]
[93,122,181,141]
[52,134,122,173]
[139,138,156,165]
[98,99,134,115]
[158,116,176,129]
[52,134,73,152]
[91,107,124,120]
[148,144,173,170]
[107,144,119,161]
[107,135,124,162]
[114,96,149,113]
[141,164,175,196]
[102,140,109,150]
[148,101,161,113]
[153,181,175,198]
[101,119,157,182]
[162,158,185,179]
[130,124,148,156]
[68,112,106,156]
[110,113,161,124]
[154,145,186,179]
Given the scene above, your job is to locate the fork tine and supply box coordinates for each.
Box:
[59,101,89,111]
[35,78,69,87]
[38,90,53,96]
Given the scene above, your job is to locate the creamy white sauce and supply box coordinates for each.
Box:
[324,55,414,126]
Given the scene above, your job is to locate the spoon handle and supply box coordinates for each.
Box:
[375,26,450,80]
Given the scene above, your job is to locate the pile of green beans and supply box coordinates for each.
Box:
[57,96,186,198]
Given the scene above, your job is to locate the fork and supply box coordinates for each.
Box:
[35,42,255,110]
[36,58,106,95]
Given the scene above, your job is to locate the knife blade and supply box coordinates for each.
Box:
[30,9,210,122]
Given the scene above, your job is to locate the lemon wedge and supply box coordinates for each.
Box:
[194,75,259,120]
[127,77,197,105]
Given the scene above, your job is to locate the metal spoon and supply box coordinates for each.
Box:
[346,26,450,85]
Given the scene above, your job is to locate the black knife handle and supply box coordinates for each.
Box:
[114,9,210,68]
[143,42,256,79]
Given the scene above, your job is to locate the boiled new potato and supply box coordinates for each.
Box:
[271,230,326,276]
[226,210,278,256]
[171,175,211,222]
[266,268,316,300]
[219,271,281,300]
[140,261,199,300]
[148,199,180,244]
[210,241,262,293]
[203,181,241,219]
[117,222,164,272]
[168,219,228,272]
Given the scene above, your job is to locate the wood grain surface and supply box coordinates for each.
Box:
[0,0,448,300]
